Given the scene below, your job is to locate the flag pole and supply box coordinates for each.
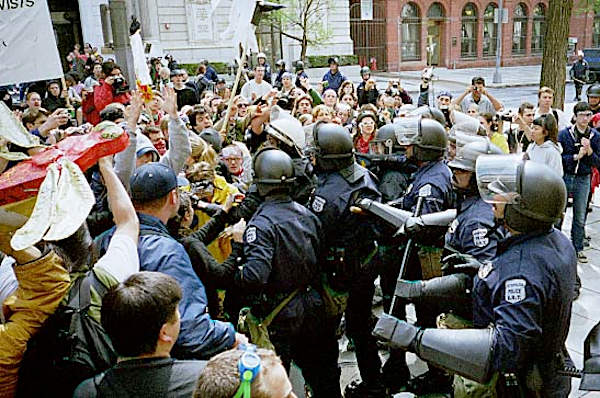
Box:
[219,43,247,139]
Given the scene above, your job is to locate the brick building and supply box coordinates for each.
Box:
[350,0,600,71]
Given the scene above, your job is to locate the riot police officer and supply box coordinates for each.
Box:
[374,156,576,397]
[382,117,454,394]
[262,106,316,204]
[216,148,342,397]
[587,84,600,115]
[307,123,384,397]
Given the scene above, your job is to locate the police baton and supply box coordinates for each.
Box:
[389,194,425,314]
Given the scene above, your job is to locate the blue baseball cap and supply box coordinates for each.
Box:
[130,162,178,202]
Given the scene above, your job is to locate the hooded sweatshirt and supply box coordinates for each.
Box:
[526,140,563,177]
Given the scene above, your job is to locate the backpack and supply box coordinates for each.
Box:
[16,270,117,397]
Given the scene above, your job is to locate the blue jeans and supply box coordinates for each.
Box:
[563,174,591,252]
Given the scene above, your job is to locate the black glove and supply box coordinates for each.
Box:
[373,313,420,351]
[442,253,483,276]
[129,16,141,35]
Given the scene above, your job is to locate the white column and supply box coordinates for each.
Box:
[138,0,162,56]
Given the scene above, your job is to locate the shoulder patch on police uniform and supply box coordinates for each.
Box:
[448,219,459,234]
[478,262,493,279]
[246,226,257,243]
[472,228,489,248]
[312,196,326,213]
[505,279,526,304]
[418,184,432,197]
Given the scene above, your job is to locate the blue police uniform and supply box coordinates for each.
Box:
[322,70,347,92]
[445,196,498,262]
[308,164,383,387]
[232,196,342,397]
[401,160,454,215]
[473,228,576,396]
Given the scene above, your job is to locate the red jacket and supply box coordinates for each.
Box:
[83,80,131,125]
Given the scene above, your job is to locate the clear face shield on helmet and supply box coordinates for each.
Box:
[476,154,523,204]
[394,117,420,146]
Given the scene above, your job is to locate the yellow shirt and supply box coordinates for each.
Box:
[194,176,239,262]
[490,132,509,154]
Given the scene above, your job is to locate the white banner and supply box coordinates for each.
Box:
[0,1,63,86]
[130,32,152,86]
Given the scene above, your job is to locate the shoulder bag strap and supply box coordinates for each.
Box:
[262,289,300,328]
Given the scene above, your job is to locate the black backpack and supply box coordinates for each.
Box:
[16,270,117,397]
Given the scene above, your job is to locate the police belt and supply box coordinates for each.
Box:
[326,241,378,268]
[248,288,308,320]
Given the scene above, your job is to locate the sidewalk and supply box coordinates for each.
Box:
[304,64,570,90]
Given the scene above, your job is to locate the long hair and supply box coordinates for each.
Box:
[532,113,558,144]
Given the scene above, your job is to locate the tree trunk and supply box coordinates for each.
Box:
[540,0,574,110]
[301,33,308,62]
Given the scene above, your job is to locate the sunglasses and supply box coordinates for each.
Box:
[238,104,248,108]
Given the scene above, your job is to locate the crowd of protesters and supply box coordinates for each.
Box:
[0,44,599,398]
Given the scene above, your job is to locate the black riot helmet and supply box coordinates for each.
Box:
[369,123,404,155]
[477,155,566,233]
[395,117,447,162]
[448,140,504,193]
[409,105,446,127]
[312,122,354,172]
[253,147,295,197]
[587,84,600,99]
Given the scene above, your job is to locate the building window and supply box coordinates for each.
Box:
[427,2,444,19]
[401,2,421,61]
[461,3,478,58]
[531,4,545,54]
[594,12,600,47]
[483,3,498,57]
[512,3,528,55]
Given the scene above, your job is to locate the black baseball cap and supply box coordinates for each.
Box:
[130,162,178,202]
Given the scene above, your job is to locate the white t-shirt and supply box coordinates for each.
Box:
[534,107,570,131]
[94,233,139,283]
[240,79,272,102]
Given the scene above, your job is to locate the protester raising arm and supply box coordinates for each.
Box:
[113,91,143,189]
[160,86,191,174]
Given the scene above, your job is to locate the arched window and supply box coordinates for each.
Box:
[483,3,498,57]
[512,3,528,55]
[427,2,444,19]
[401,2,421,61]
[594,11,600,47]
[461,3,478,58]
[531,4,545,54]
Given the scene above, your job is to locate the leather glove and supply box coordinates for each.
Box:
[404,216,425,234]
[442,253,483,276]
[373,313,420,351]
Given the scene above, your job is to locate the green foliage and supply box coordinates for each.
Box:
[306,55,359,67]
[179,62,230,76]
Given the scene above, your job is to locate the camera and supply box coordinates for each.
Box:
[112,77,130,95]
[500,111,514,122]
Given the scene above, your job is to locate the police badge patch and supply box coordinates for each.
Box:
[505,279,526,303]
[312,196,326,213]
[418,184,432,197]
[478,262,493,279]
[472,228,489,248]
[246,226,257,243]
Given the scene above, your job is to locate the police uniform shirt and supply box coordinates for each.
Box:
[472,229,576,394]
[401,160,453,216]
[445,196,498,262]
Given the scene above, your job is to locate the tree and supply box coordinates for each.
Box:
[540,0,574,109]
[265,0,332,62]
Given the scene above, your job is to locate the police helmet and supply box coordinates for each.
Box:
[266,105,306,155]
[476,155,566,232]
[360,66,371,76]
[395,117,447,161]
[257,52,267,60]
[587,84,600,98]
[312,122,354,172]
[369,123,403,155]
[410,105,446,127]
[295,60,305,72]
[448,140,503,172]
[253,147,295,197]
[275,59,285,68]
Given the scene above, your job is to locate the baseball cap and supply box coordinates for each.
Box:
[130,162,178,202]
[437,91,453,99]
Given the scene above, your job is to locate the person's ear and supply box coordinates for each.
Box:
[158,323,175,343]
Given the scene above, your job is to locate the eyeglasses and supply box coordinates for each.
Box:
[238,104,248,108]
[577,112,593,117]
